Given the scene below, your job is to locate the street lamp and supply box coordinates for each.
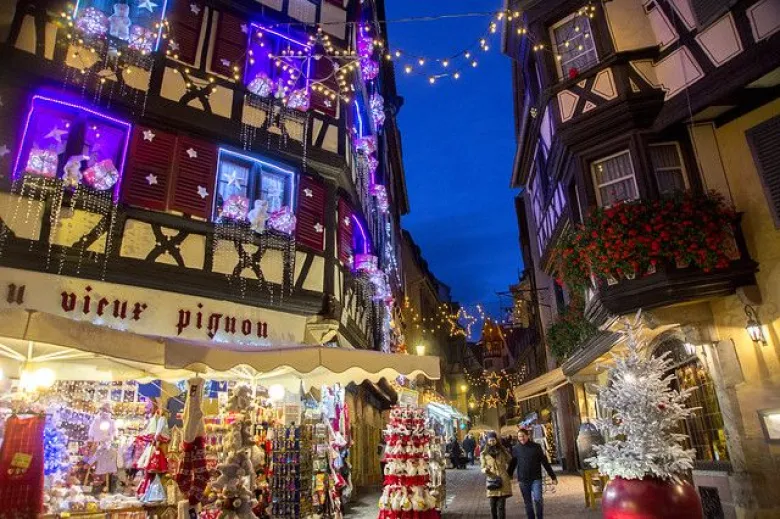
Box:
[744,305,767,345]
[416,344,426,356]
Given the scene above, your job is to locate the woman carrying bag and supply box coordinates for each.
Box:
[480,432,515,519]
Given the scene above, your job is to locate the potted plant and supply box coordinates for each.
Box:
[586,313,703,519]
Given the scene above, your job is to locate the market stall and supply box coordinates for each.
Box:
[0,309,441,518]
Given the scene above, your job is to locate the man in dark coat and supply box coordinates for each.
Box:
[462,433,477,465]
[448,436,465,469]
[509,427,557,519]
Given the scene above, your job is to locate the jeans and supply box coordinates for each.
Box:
[489,496,507,519]
[519,479,543,519]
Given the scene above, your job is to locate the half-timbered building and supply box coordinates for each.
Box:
[505,0,780,515]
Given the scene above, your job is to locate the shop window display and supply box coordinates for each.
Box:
[73,0,167,53]
[0,374,351,517]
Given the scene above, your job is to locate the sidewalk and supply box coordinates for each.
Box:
[348,464,602,518]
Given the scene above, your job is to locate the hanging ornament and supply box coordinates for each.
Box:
[370,93,386,129]
[267,206,296,235]
[82,159,119,191]
[62,155,87,189]
[43,419,70,477]
[360,58,379,80]
[107,4,131,41]
[221,194,250,221]
[76,7,110,38]
[357,32,375,59]
[367,154,379,176]
[355,135,377,155]
[24,148,58,178]
[354,253,379,274]
[286,88,310,112]
[248,74,274,97]
[128,25,156,54]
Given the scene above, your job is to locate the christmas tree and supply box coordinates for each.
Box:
[587,313,696,481]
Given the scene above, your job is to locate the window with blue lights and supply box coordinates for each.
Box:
[14,96,132,199]
[244,24,310,99]
[214,149,295,221]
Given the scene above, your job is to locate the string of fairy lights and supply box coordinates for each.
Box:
[55,2,599,107]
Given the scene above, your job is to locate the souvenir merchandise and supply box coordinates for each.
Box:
[176,376,208,509]
[379,406,441,519]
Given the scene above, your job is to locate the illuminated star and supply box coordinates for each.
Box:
[45,126,68,143]
[303,188,313,198]
[197,185,209,199]
[241,23,248,34]
[225,171,241,188]
[143,129,155,142]
[186,147,198,159]
[220,59,231,67]
[145,174,158,185]
[168,40,180,52]
[0,145,8,158]
[313,222,324,233]
[343,216,351,226]
[485,371,502,389]
[138,0,158,12]
[190,3,201,15]
[324,99,333,108]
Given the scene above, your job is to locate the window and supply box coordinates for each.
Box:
[649,143,689,196]
[243,24,310,100]
[690,0,734,29]
[213,149,295,221]
[746,116,780,228]
[14,95,132,200]
[73,0,166,53]
[551,13,598,80]
[591,151,638,207]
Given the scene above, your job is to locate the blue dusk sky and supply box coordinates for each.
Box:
[384,1,522,315]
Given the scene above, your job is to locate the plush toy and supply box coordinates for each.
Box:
[405,459,417,477]
[390,488,402,511]
[378,487,390,510]
[215,484,258,519]
[108,3,131,41]
[400,489,412,512]
[227,385,253,413]
[212,462,245,494]
[411,487,427,511]
[247,199,268,233]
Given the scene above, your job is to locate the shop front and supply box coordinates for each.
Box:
[0,269,440,518]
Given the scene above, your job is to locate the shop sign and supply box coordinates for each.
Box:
[398,388,419,406]
[0,267,306,347]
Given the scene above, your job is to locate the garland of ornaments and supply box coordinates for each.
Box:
[379,406,441,519]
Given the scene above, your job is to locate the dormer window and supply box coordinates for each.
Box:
[550,12,598,80]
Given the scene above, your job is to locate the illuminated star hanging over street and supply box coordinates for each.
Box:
[197,185,209,199]
[138,0,158,12]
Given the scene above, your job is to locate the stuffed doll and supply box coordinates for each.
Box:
[108,3,131,41]
[212,462,245,494]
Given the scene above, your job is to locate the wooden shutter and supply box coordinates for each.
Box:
[211,11,248,78]
[166,0,204,65]
[337,197,354,264]
[747,116,780,228]
[169,135,217,218]
[121,126,176,211]
[690,0,733,28]
[295,175,326,252]
[311,56,339,117]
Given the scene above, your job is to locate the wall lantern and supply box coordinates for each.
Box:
[744,305,767,345]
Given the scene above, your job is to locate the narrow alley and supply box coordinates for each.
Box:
[350,465,601,519]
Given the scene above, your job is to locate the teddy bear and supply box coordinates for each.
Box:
[227,450,255,490]
[212,462,245,494]
[108,3,131,41]
[215,484,258,519]
[227,385,253,413]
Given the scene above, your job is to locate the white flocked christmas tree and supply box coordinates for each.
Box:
[587,312,696,481]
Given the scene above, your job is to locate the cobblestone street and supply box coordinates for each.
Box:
[349,465,602,519]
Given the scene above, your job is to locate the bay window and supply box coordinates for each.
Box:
[213,149,295,221]
[550,13,598,80]
[649,143,689,196]
[591,151,638,207]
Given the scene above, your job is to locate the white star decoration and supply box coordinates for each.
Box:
[241,23,248,34]
[45,127,68,143]
[186,147,198,159]
[324,99,333,108]
[190,3,201,15]
[143,129,156,142]
[0,145,8,158]
[343,217,351,226]
[145,174,158,185]
[197,186,209,199]
[169,40,180,52]
[220,59,231,67]
[313,222,324,234]
[225,171,240,188]
[303,188,313,198]
[138,0,158,12]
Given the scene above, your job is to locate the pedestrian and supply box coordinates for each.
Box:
[480,431,513,519]
[510,427,557,519]
[462,433,476,465]
[448,436,465,469]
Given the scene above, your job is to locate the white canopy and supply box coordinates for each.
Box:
[0,309,441,388]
